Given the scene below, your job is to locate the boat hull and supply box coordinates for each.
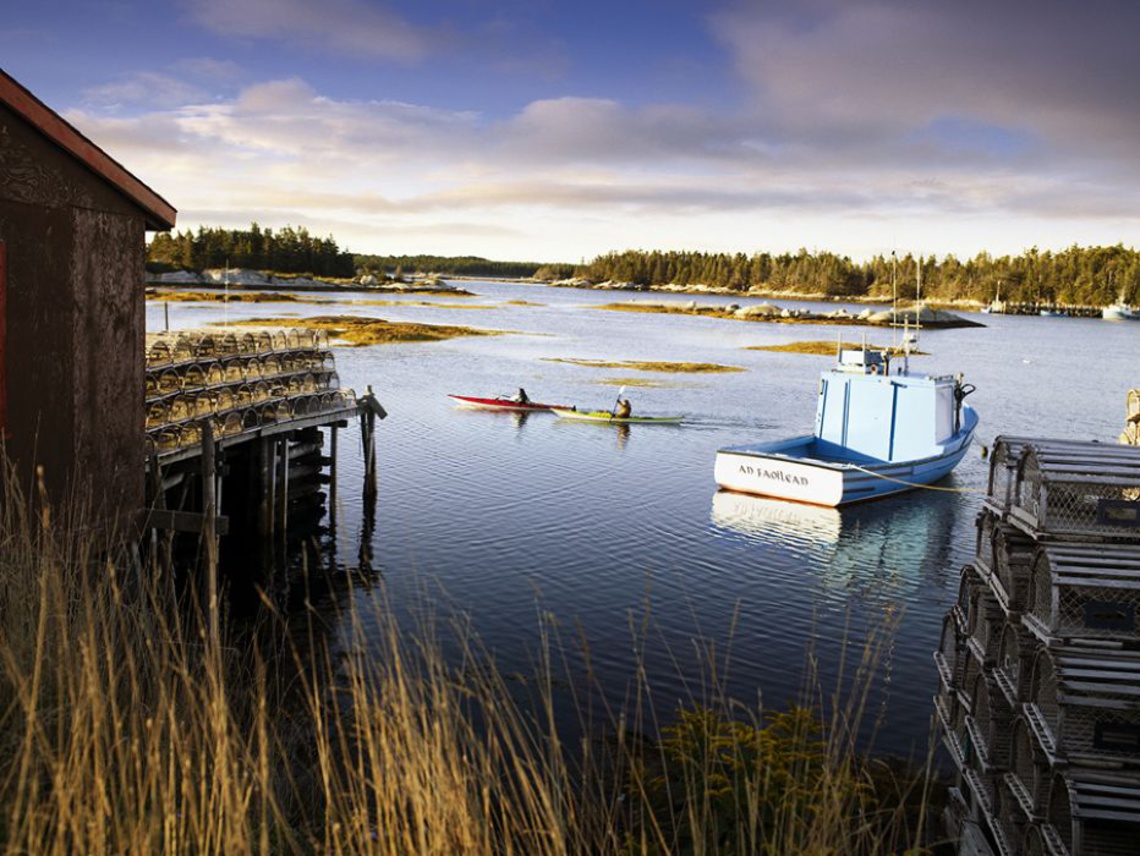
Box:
[448,394,569,412]
[550,408,683,424]
[714,411,977,507]
[1103,305,1140,321]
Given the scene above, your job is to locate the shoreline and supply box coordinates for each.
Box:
[148,269,1107,316]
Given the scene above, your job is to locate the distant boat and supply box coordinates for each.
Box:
[1103,301,1140,321]
[1039,308,1067,317]
[714,341,978,507]
[980,286,1005,314]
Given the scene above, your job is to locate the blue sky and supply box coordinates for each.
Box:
[5,0,1140,263]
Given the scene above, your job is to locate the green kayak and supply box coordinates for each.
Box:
[549,408,683,424]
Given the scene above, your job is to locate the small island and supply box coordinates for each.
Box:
[596,299,982,328]
[236,315,503,346]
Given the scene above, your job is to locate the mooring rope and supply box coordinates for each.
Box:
[847,463,988,494]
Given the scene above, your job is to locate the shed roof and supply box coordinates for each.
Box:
[0,69,176,230]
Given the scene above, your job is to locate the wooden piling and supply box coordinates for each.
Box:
[201,420,219,646]
[361,409,377,498]
[276,437,289,546]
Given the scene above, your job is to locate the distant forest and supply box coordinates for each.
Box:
[147,224,357,278]
[574,246,1140,306]
[354,254,553,280]
[147,225,1140,306]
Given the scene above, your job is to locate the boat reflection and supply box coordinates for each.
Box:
[710,489,962,595]
[711,490,842,542]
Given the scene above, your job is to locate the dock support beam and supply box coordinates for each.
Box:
[201,420,219,647]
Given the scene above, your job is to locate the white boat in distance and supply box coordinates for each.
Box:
[714,343,979,507]
[1103,300,1140,321]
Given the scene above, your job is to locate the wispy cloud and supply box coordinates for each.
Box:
[182,0,448,62]
[710,0,1140,163]
[63,0,1140,263]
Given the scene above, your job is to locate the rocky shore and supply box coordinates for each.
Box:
[148,268,471,294]
[600,298,983,328]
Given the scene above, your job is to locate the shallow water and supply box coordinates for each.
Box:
[148,281,1139,760]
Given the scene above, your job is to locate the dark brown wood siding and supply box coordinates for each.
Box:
[0,99,148,530]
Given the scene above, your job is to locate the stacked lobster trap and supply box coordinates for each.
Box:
[1122,390,1139,447]
[144,327,354,453]
[935,436,1140,855]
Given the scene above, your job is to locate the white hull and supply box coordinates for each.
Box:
[714,444,972,507]
[715,404,978,507]
[1103,303,1140,321]
[714,443,846,506]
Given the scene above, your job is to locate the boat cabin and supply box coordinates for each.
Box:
[815,351,964,464]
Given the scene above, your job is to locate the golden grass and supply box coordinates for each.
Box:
[348,299,493,309]
[234,315,504,346]
[147,290,300,303]
[596,302,876,327]
[596,302,728,316]
[748,340,851,355]
[0,463,945,855]
[543,357,745,373]
[589,377,689,389]
[747,340,930,356]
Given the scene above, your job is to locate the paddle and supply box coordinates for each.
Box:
[609,385,626,420]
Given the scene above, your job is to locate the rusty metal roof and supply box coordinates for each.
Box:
[0,68,176,230]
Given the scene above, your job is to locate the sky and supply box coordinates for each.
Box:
[4,0,1140,264]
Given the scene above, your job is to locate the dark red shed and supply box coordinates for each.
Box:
[0,68,176,535]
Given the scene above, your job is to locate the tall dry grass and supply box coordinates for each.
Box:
[0,459,944,854]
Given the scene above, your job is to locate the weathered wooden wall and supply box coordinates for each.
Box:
[0,101,146,531]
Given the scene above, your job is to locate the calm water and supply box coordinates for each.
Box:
[148,281,1138,759]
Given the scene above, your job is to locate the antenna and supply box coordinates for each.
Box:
[915,255,922,344]
[891,250,898,348]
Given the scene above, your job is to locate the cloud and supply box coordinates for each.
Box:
[182,0,447,62]
[82,72,212,111]
[710,0,1140,160]
[65,57,1140,262]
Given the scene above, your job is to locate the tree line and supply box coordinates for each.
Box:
[147,224,1140,306]
[147,224,356,278]
[354,254,549,280]
[573,245,1140,306]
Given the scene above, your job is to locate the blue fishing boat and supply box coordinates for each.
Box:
[714,342,978,507]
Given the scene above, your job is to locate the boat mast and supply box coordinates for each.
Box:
[915,255,922,342]
[891,250,897,336]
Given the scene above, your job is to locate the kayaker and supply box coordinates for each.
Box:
[514,387,530,404]
[615,398,632,418]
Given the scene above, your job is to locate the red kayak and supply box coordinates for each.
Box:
[448,394,572,413]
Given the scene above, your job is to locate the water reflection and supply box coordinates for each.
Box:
[450,407,534,435]
[710,490,962,598]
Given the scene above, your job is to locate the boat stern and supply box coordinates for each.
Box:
[714,445,847,507]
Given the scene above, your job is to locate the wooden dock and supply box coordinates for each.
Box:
[142,327,380,571]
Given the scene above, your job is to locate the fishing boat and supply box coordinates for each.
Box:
[714,341,978,507]
[980,285,1005,314]
[549,408,683,425]
[448,394,570,412]
[1102,300,1140,321]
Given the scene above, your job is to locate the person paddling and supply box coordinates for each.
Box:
[614,398,632,419]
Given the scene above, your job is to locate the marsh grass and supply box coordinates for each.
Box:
[235,315,505,346]
[747,340,930,356]
[542,358,744,374]
[146,290,300,303]
[0,461,945,854]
